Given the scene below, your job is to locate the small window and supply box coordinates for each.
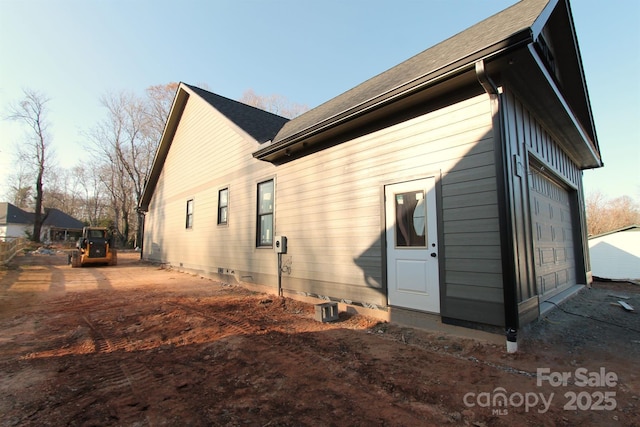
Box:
[186,199,194,229]
[395,190,427,247]
[89,229,105,238]
[218,188,228,225]
[536,35,556,78]
[257,179,274,247]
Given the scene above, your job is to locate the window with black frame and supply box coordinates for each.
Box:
[257,180,274,247]
[186,199,194,229]
[218,188,228,225]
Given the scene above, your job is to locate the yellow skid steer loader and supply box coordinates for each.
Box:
[70,227,117,267]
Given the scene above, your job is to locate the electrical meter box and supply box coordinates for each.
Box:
[274,236,287,254]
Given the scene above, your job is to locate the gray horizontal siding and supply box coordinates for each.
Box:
[146,91,505,320]
[443,218,500,234]
[446,271,503,288]
[444,232,501,246]
[144,94,278,286]
[276,93,501,309]
[438,96,503,324]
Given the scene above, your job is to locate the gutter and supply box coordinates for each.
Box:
[254,31,533,161]
[475,59,519,353]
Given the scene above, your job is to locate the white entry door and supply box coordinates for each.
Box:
[385,178,440,313]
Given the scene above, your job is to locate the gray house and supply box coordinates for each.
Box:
[0,202,34,241]
[0,202,84,242]
[140,0,601,336]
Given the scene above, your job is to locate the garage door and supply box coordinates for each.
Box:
[529,171,576,298]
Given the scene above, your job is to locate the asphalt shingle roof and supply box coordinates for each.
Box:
[0,202,32,225]
[43,208,84,230]
[272,0,550,145]
[185,84,289,144]
[0,203,84,230]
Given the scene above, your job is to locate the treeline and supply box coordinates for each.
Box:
[6,84,635,245]
[5,83,178,247]
[586,191,640,236]
[4,85,308,247]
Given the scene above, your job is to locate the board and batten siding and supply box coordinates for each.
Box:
[501,88,588,324]
[276,93,503,314]
[144,93,277,284]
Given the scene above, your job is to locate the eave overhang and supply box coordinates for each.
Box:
[501,43,602,169]
[139,87,190,212]
[253,31,533,165]
[254,0,601,170]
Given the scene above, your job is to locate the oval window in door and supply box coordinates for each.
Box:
[395,190,426,247]
[413,195,425,237]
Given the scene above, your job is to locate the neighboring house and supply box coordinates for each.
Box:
[0,202,84,242]
[0,202,33,241]
[140,0,601,335]
[41,208,85,243]
[589,226,640,280]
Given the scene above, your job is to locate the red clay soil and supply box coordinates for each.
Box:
[0,251,638,426]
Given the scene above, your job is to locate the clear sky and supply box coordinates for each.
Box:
[0,0,638,202]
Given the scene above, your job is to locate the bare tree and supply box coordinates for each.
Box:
[90,85,173,247]
[43,167,87,219]
[240,88,309,119]
[71,163,109,226]
[88,92,132,245]
[586,191,640,236]
[145,82,179,143]
[86,83,179,246]
[7,89,54,242]
[6,162,34,209]
[98,150,134,244]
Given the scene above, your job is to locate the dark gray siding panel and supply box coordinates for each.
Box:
[501,90,537,306]
[443,298,503,326]
[502,88,589,325]
[443,218,500,234]
[439,107,504,325]
[275,94,500,314]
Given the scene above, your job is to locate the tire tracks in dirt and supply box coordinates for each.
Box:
[164,300,257,338]
[77,314,169,426]
[163,299,448,423]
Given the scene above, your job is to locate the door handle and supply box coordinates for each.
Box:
[430,253,437,258]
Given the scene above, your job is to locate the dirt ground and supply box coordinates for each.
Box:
[0,251,638,427]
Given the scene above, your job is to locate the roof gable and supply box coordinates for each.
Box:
[43,208,84,229]
[497,0,600,168]
[184,84,289,144]
[0,203,83,229]
[535,0,597,146]
[140,83,288,211]
[0,202,33,225]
